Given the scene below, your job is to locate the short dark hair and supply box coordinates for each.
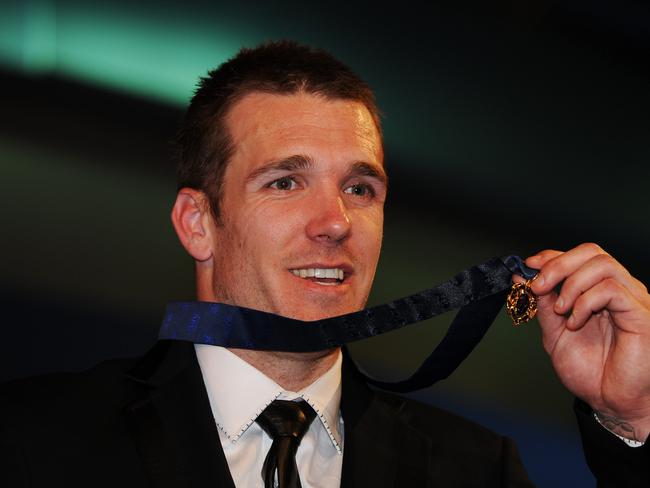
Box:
[176,40,382,220]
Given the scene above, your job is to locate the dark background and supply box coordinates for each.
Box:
[1,1,649,486]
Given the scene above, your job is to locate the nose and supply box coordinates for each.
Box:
[305,191,351,245]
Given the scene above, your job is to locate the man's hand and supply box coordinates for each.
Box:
[521,243,650,442]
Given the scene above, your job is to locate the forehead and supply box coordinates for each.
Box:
[224,91,383,169]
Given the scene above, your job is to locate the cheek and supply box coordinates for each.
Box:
[235,200,304,255]
[355,209,384,253]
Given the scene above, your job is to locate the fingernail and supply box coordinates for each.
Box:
[555,297,564,311]
[534,274,544,288]
[567,315,575,328]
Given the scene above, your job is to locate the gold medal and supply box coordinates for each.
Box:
[506,277,538,326]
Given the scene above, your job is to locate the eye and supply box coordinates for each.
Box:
[344,183,375,198]
[268,176,298,191]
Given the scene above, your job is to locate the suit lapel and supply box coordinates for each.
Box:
[340,348,433,488]
[122,340,235,488]
[121,341,433,487]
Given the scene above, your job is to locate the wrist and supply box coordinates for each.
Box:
[593,412,645,446]
[592,408,650,443]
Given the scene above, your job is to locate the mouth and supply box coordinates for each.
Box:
[288,266,348,286]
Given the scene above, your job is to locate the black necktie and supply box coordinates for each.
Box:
[255,400,317,488]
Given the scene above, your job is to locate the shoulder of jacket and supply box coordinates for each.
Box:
[372,390,507,447]
[0,356,140,414]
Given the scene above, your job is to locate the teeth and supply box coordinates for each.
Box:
[290,268,346,281]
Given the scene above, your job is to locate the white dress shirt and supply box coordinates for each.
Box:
[195,345,344,488]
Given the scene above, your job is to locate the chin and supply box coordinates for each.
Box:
[279,302,361,322]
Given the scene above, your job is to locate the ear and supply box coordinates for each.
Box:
[171,188,214,261]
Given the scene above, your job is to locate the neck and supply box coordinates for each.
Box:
[195,268,342,390]
[228,347,340,391]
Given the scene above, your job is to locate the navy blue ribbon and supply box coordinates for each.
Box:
[159,255,537,392]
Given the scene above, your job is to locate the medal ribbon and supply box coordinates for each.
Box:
[158,255,537,392]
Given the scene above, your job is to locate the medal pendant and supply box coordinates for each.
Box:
[506,278,538,326]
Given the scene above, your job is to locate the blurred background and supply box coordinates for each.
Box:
[1,0,649,485]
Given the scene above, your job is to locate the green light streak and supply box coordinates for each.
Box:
[0,1,254,106]
[23,0,57,72]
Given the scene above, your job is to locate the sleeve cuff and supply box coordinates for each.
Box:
[575,398,650,487]
[593,411,645,447]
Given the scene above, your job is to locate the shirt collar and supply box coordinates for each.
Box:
[195,345,342,452]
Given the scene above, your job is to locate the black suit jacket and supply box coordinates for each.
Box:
[0,340,647,487]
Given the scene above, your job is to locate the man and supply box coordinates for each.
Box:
[2,41,649,487]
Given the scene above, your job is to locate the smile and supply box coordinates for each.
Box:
[289,268,345,286]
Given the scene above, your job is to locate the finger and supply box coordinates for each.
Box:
[555,254,649,316]
[525,249,563,269]
[531,243,608,296]
[536,289,570,355]
[515,249,561,283]
[512,274,561,347]
[510,273,563,353]
[567,278,646,332]
[512,274,526,285]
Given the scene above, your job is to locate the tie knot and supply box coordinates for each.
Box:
[256,400,317,442]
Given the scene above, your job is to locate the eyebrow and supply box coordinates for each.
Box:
[245,154,388,187]
[246,154,314,183]
[346,161,388,187]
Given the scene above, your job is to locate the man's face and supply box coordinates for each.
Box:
[205,92,386,321]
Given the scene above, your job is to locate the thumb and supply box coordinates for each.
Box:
[513,274,563,353]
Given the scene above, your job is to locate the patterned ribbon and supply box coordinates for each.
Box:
[158,255,537,392]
